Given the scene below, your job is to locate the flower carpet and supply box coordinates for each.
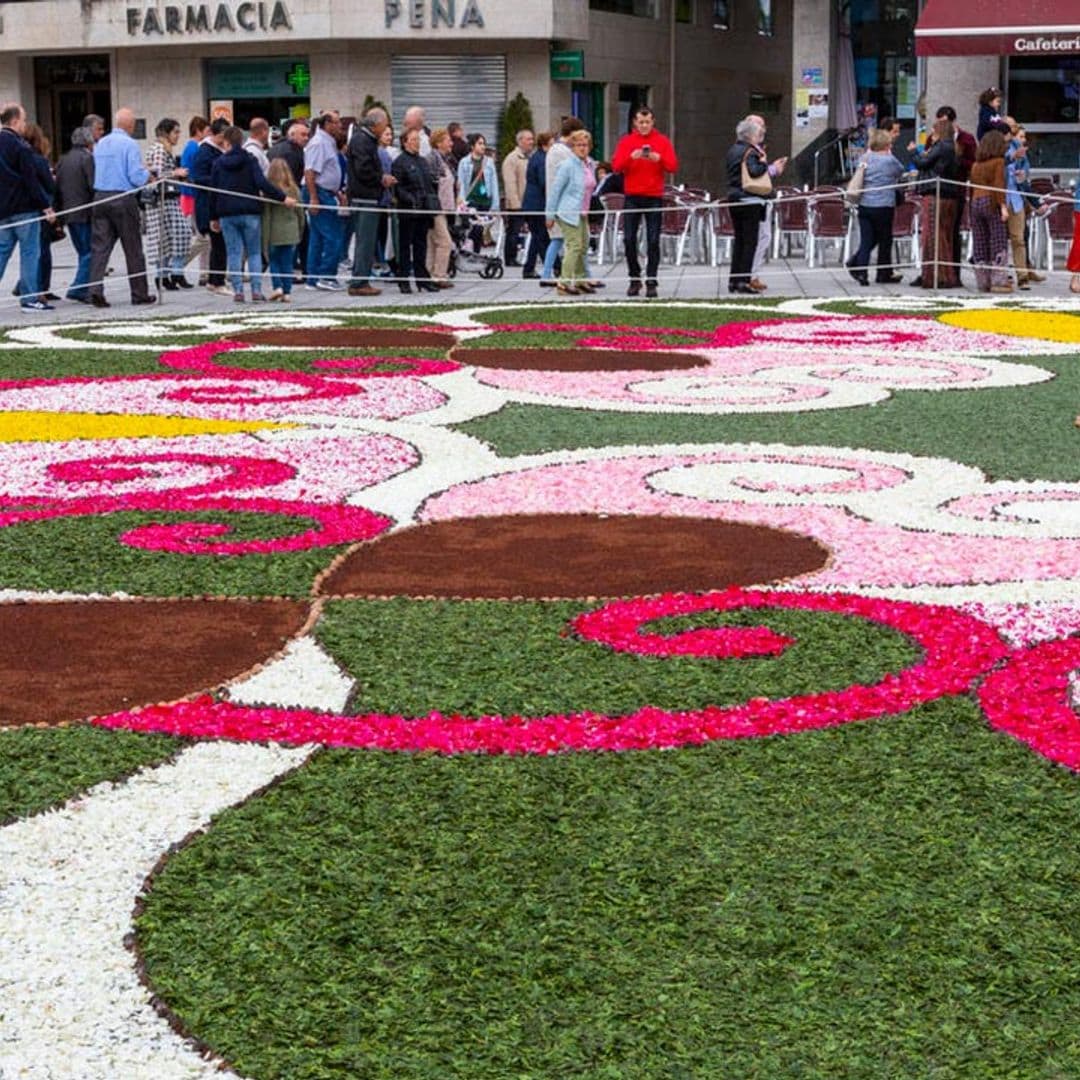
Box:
[2,295,1080,1077]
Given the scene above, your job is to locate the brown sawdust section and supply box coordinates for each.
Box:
[319,514,828,600]
[449,347,709,371]
[0,599,308,728]
[236,328,458,349]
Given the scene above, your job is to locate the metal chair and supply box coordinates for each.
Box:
[659,195,696,265]
[710,201,735,265]
[1037,192,1075,271]
[890,195,921,274]
[597,192,625,265]
[807,195,851,267]
[772,189,809,258]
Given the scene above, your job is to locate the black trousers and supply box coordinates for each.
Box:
[88,191,151,301]
[398,212,432,283]
[504,212,524,264]
[523,214,549,273]
[729,201,764,289]
[850,205,896,280]
[623,194,662,282]
[199,227,227,286]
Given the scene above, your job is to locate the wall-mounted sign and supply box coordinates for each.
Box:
[126,2,292,36]
[209,99,234,123]
[384,0,485,30]
[207,57,310,98]
[550,49,584,80]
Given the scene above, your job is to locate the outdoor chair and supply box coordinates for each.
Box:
[772,189,809,258]
[659,196,697,265]
[1036,192,1076,271]
[597,192,625,265]
[710,201,735,265]
[889,195,921,275]
[806,195,851,268]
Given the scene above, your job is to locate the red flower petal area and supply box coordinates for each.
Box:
[979,636,1080,770]
[91,589,1009,754]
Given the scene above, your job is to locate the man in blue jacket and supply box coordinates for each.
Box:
[0,102,57,312]
[209,125,296,301]
[191,118,230,295]
[87,107,155,307]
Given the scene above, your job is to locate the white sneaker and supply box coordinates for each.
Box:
[314,279,343,291]
[207,284,232,296]
[269,288,284,301]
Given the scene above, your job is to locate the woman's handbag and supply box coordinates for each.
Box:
[846,162,866,205]
[741,150,772,197]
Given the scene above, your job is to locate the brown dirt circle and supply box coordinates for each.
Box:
[235,327,459,349]
[449,347,709,371]
[0,599,309,729]
[319,514,829,600]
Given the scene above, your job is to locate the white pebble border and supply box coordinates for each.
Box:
[0,740,312,1079]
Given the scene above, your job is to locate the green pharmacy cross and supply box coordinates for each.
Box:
[286,62,311,96]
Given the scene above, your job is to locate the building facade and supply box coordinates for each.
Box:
[0,0,795,192]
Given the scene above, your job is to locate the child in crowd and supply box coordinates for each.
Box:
[262,158,306,301]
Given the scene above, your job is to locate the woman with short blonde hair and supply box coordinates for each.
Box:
[545,129,594,295]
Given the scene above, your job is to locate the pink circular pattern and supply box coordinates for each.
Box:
[90,589,1009,754]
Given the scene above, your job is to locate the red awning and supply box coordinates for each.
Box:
[915,1,1080,56]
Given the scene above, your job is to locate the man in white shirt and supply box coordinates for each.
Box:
[243,118,270,175]
[303,110,345,288]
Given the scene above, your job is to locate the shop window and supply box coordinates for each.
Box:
[711,1,730,29]
[589,0,658,17]
[749,92,782,117]
[756,0,773,36]
[617,84,650,136]
[1008,56,1080,126]
[676,0,693,23]
[571,82,607,158]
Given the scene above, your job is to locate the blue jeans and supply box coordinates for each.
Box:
[268,244,296,294]
[349,199,380,287]
[541,235,564,280]
[220,214,263,296]
[67,221,92,299]
[304,188,344,284]
[0,211,43,304]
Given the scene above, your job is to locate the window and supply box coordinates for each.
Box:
[757,0,773,36]
[676,0,693,22]
[749,92,782,117]
[589,0,657,16]
[1007,56,1080,170]
[712,0,729,29]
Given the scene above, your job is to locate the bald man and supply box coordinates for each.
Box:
[243,117,270,174]
[402,105,430,156]
[88,106,155,306]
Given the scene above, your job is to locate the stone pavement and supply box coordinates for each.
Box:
[0,231,1074,326]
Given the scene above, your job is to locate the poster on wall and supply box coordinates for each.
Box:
[801,66,825,88]
[808,90,829,119]
[209,100,234,124]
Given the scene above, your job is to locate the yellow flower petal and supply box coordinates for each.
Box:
[939,309,1080,343]
[0,412,298,443]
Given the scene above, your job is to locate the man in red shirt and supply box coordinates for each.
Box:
[611,106,678,298]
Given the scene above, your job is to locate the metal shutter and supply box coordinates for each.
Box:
[390,55,507,144]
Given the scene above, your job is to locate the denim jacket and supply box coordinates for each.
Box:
[546,154,586,226]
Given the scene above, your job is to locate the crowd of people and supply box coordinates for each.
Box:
[845,89,1075,294]
[1,92,1078,311]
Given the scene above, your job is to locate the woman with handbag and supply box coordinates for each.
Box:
[724,117,772,294]
[391,127,439,293]
[845,128,905,285]
[144,118,191,290]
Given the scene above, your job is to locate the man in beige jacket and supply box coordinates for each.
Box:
[501,128,534,266]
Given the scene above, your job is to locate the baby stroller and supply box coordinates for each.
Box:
[448,208,505,279]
